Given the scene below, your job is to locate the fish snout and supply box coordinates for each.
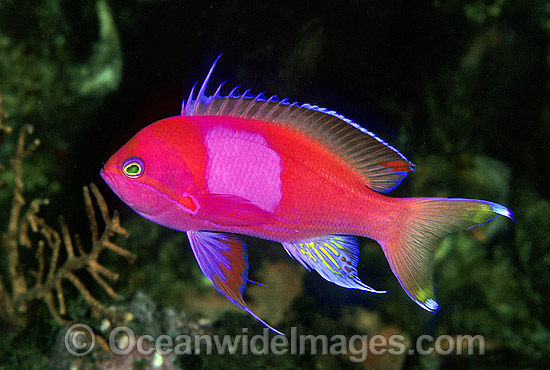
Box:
[100,167,118,189]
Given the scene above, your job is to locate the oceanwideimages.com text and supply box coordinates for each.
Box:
[65,324,485,363]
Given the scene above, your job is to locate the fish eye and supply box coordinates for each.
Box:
[122,157,145,178]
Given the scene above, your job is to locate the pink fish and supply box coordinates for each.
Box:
[101,56,513,334]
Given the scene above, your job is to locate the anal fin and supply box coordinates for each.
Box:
[282,235,385,293]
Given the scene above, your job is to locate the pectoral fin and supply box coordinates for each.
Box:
[186,231,283,335]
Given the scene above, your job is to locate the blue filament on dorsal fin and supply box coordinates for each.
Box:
[182,54,223,116]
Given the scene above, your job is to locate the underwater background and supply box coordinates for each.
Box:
[0,0,548,369]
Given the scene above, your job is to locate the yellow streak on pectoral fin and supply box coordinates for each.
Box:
[331,240,345,251]
[325,243,340,256]
[312,246,338,274]
[321,244,340,269]
[300,249,316,263]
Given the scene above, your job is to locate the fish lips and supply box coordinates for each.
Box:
[100,168,116,190]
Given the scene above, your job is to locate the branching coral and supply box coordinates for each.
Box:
[0,89,135,331]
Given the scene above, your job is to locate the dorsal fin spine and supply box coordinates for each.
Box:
[230,88,251,116]
[263,100,289,122]
[196,54,222,113]
[242,92,265,117]
[215,85,240,116]
[182,81,197,116]
[252,95,278,119]
[206,81,226,115]
[228,85,240,98]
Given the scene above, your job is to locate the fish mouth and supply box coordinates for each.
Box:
[100,168,119,192]
[100,168,113,182]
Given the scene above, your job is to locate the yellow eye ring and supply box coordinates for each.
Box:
[122,157,144,178]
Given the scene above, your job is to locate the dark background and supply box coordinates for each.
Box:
[1,0,549,369]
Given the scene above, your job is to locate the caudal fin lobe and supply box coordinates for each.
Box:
[379,197,514,311]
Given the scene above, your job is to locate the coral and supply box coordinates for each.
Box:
[0,92,135,331]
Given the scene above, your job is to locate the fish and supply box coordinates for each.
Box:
[100,56,514,334]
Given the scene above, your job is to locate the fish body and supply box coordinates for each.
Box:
[104,114,395,240]
[101,56,513,334]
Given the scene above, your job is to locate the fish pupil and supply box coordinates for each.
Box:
[126,164,140,174]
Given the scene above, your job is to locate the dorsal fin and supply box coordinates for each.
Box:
[182,56,414,193]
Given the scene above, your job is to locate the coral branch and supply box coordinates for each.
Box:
[4,125,38,318]
[0,90,135,330]
[10,184,136,326]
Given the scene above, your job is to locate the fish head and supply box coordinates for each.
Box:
[100,118,197,217]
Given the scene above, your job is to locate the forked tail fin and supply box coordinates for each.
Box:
[379,198,514,311]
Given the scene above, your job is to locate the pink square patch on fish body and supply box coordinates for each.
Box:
[204,126,282,212]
